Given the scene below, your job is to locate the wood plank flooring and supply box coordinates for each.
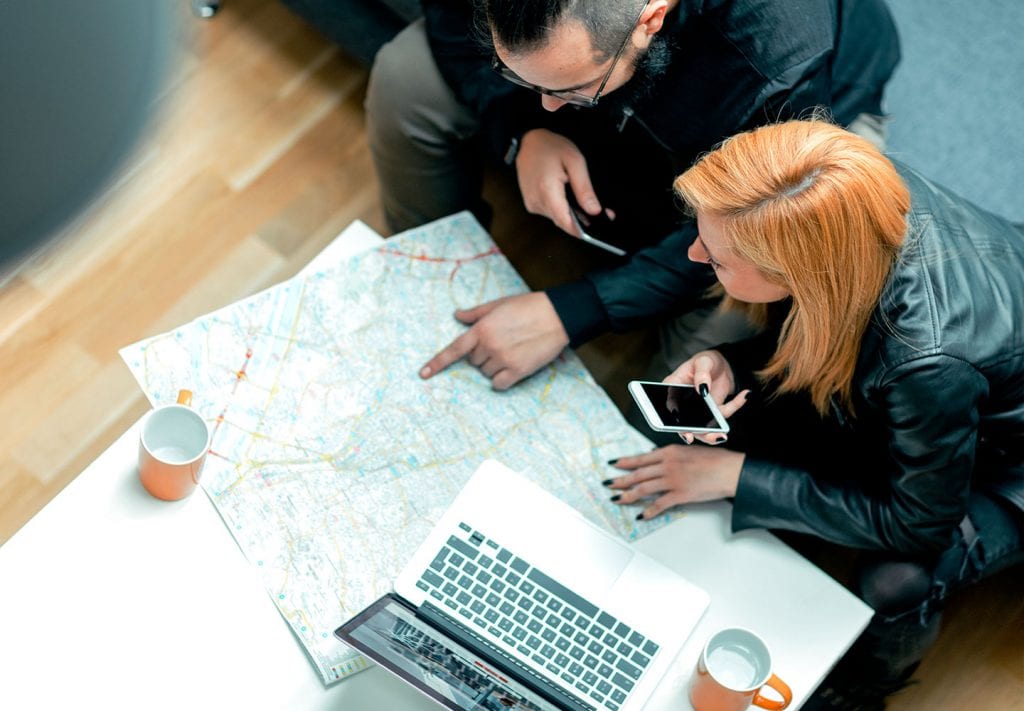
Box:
[0,1,1019,708]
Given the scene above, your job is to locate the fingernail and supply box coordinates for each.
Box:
[699,383,709,397]
[601,479,614,487]
[606,458,619,466]
[714,435,728,443]
[419,366,431,378]
[635,512,645,521]
[585,198,600,212]
[610,494,621,503]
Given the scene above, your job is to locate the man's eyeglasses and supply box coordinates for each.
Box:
[491,0,650,108]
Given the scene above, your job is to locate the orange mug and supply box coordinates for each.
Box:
[689,628,792,711]
[138,389,211,501]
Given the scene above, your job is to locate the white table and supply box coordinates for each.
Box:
[0,224,872,710]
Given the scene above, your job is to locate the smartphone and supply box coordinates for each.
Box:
[628,381,730,434]
[565,189,628,257]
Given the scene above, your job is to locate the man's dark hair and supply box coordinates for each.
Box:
[482,0,646,60]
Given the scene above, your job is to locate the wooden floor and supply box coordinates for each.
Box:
[0,1,1019,707]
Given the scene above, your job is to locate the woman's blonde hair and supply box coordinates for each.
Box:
[673,119,911,414]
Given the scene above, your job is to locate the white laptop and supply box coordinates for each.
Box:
[335,460,709,711]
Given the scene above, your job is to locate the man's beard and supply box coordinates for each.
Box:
[598,34,674,112]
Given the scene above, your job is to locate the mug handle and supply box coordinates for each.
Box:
[177,389,193,407]
[753,673,793,710]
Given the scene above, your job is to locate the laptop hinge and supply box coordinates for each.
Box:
[417,601,596,711]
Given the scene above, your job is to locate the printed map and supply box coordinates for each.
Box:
[120,214,662,684]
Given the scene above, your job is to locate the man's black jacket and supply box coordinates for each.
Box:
[422,0,901,344]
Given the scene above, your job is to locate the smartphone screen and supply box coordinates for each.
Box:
[629,381,729,433]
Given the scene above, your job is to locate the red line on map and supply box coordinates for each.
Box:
[379,245,501,282]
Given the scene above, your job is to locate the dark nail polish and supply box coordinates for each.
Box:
[601,478,614,486]
[714,435,728,443]
[610,494,621,502]
[698,383,710,398]
[606,458,619,465]
[635,512,645,521]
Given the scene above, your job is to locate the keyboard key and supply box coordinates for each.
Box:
[463,562,478,576]
[506,572,521,586]
[492,564,507,578]
[526,635,541,650]
[597,680,612,694]
[527,619,543,633]
[616,657,642,680]
[598,612,617,629]
[534,589,549,604]
[555,637,570,651]
[503,589,519,603]
[449,553,464,568]
[541,628,556,642]
[429,554,446,572]
[575,616,591,630]
[587,641,602,655]
[546,598,562,612]
[479,554,494,568]
[458,575,473,589]
[497,549,513,563]
[520,581,535,595]
[499,618,513,631]
[470,600,485,614]
[611,672,635,692]
[443,566,459,581]
[560,623,575,637]
[642,639,660,656]
[583,655,598,669]
[612,688,627,703]
[561,672,574,684]
[446,536,478,560]
[632,651,650,668]
[458,522,471,532]
[598,663,613,678]
[628,631,645,647]
[499,602,515,616]
[590,623,606,637]
[569,646,585,661]
[532,607,546,622]
[511,557,529,573]
[443,583,458,597]
[513,611,529,625]
[473,616,486,628]
[569,662,584,676]
[618,642,633,657]
[540,644,555,659]
[602,650,617,664]
[489,625,501,637]
[456,591,471,606]
[614,622,631,638]
[575,682,590,695]
[555,653,570,667]
[486,540,499,550]
[604,632,619,646]
[518,598,533,612]
[486,593,501,607]
[476,570,492,585]
[545,662,560,675]
[527,568,599,618]
[489,579,506,594]
[415,581,429,592]
[560,608,576,621]
[469,531,484,546]
[574,632,589,646]
[420,570,444,588]
[583,671,599,685]
[472,584,487,598]
[512,627,527,641]
[485,609,500,623]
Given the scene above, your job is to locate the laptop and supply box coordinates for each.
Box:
[335,460,709,711]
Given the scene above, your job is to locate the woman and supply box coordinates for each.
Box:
[605,119,1024,709]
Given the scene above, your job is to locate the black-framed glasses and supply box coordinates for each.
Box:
[491,0,650,108]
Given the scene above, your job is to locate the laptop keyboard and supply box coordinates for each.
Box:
[414,521,659,711]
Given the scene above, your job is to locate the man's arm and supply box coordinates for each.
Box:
[546,220,717,347]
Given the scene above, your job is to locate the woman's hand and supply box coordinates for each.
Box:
[665,349,749,444]
[606,445,745,520]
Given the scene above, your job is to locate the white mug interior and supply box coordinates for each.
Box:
[141,405,210,464]
[702,627,772,692]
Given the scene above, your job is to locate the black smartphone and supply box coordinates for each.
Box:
[565,188,628,256]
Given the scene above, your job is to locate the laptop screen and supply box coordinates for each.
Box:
[337,595,558,710]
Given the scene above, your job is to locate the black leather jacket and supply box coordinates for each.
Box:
[728,162,1024,556]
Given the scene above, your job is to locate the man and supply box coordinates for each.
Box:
[365,0,900,390]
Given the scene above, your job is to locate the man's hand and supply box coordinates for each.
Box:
[516,128,603,235]
[419,292,570,390]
